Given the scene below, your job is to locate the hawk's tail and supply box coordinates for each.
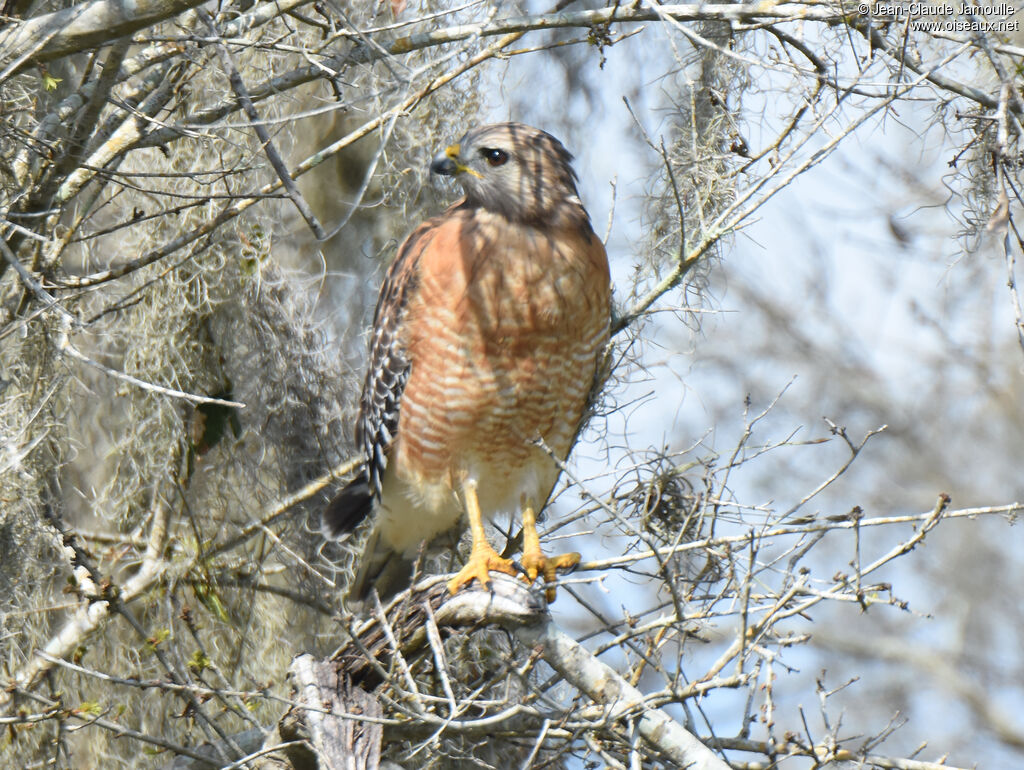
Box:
[322,472,415,607]
[347,527,415,606]
[321,473,376,539]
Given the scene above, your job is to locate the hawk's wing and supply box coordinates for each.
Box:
[321,216,446,538]
[358,227,423,494]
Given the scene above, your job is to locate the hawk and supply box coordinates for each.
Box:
[323,122,611,604]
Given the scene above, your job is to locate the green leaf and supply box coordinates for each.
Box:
[76,701,102,716]
[187,650,212,674]
[193,583,232,624]
[145,628,171,653]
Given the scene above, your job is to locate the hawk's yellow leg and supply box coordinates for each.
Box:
[447,480,518,594]
[520,496,580,603]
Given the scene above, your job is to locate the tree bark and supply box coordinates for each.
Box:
[325,574,730,770]
[0,0,208,76]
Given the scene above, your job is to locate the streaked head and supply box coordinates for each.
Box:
[430,122,585,226]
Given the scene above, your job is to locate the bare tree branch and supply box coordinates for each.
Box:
[0,0,210,77]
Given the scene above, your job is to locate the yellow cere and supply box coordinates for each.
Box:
[446,144,483,178]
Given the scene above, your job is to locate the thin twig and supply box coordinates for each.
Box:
[55,317,246,408]
[200,9,327,240]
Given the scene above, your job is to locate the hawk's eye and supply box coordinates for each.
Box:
[481,148,509,167]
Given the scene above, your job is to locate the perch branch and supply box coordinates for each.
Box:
[329,574,730,769]
[0,0,210,78]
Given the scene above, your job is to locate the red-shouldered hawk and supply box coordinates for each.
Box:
[323,122,611,605]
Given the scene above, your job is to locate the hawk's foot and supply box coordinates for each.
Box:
[521,549,580,603]
[447,545,518,595]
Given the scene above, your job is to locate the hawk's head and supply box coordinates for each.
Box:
[430,122,586,227]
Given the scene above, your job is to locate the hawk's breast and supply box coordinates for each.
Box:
[393,208,610,514]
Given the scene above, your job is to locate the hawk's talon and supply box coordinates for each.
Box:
[558,556,580,576]
[447,547,518,595]
[520,549,581,603]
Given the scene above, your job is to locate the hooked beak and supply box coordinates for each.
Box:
[430,143,482,178]
[430,144,461,176]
